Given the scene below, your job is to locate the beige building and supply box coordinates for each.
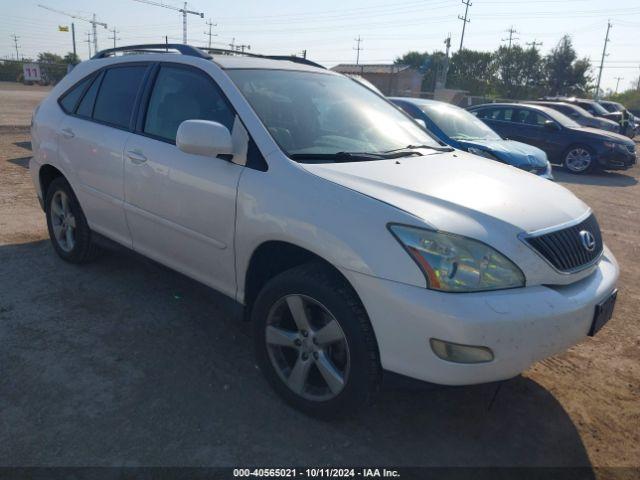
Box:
[331,64,423,96]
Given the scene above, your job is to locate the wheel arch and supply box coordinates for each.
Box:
[39,164,65,202]
[242,240,363,320]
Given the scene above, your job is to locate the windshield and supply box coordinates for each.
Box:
[583,101,609,116]
[601,101,623,113]
[227,69,440,160]
[421,102,501,141]
[542,107,582,128]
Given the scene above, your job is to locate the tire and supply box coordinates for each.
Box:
[45,176,100,263]
[563,145,595,174]
[252,262,381,418]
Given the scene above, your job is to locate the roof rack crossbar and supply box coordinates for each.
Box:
[200,47,326,69]
[92,44,211,60]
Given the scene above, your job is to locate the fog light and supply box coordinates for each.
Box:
[430,338,494,364]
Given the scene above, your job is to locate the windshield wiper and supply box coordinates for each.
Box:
[290,150,422,163]
[383,144,454,153]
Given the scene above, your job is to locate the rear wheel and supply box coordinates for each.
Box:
[252,263,380,418]
[563,145,594,174]
[45,176,100,263]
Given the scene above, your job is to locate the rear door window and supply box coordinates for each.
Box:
[143,65,235,142]
[93,65,148,129]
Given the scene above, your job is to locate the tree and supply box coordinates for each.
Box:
[36,51,67,84]
[447,49,496,95]
[494,45,544,99]
[544,36,592,96]
[63,52,80,65]
[394,50,445,92]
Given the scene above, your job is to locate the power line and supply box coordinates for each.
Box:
[353,35,363,65]
[204,18,217,49]
[458,0,472,51]
[38,5,107,53]
[595,20,612,100]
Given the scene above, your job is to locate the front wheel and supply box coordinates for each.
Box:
[252,263,381,418]
[563,145,595,174]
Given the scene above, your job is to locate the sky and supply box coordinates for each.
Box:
[1,0,639,93]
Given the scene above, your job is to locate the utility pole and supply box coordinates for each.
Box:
[437,34,452,90]
[503,26,519,50]
[71,23,77,57]
[458,0,472,52]
[235,44,250,53]
[353,35,363,65]
[229,37,235,51]
[11,34,20,60]
[526,40,543,50]
[614,76,623,94]
[108,27,120,48]
[204,18,217,49]
[595,20,612,100]
[85,31,92,58]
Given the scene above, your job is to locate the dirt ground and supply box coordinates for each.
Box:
[0,111,638,471]
[0,82,52,126]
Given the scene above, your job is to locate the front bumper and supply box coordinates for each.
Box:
[596,147,636,170]
[341,247,619,385]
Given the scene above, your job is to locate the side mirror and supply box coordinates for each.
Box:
[176,119,234,157]
[414,118,427,129]
[544,120,560,131]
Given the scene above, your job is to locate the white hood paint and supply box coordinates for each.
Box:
[302,151,589,235]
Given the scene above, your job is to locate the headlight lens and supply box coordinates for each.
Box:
[389,225,525,292]
[467,146,498,160]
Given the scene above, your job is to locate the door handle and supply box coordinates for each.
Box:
[127,150,147,165]
[61,127,75,139]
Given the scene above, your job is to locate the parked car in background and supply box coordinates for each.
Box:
[598,100,637,138]
[468,103,637,174]
[543,96,633,137]
[391,97,553,179]
[526,101,620,134]
[30,44,621,417]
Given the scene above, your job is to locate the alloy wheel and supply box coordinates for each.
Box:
[49,190,76,252]
[565,148,592,173]
[265,294,350,401]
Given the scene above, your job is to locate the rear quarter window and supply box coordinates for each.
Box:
[58,75,93,113]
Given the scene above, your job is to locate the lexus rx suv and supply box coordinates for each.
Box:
[30,45,619,417]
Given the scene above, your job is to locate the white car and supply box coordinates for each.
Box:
[30,45,619,417]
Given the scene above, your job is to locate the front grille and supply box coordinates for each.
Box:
[525,214,603,272]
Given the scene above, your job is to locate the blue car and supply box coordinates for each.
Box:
[390,98,553,179]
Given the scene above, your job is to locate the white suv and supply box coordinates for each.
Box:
[30,45,619,417]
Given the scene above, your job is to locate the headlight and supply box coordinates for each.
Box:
[389,225,525,292]
[467,147,498,160]
[603,141,617,149]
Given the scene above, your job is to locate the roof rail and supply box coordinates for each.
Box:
[92,43,211,60]
[200,47,326,69]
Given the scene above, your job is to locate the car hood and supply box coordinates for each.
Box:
[457,138,548,168]
[301,151,588,235]
[574,126,634,144]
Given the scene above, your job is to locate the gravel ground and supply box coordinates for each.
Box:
[1,123,638,472]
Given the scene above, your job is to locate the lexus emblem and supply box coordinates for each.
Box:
[579,230,596,252]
